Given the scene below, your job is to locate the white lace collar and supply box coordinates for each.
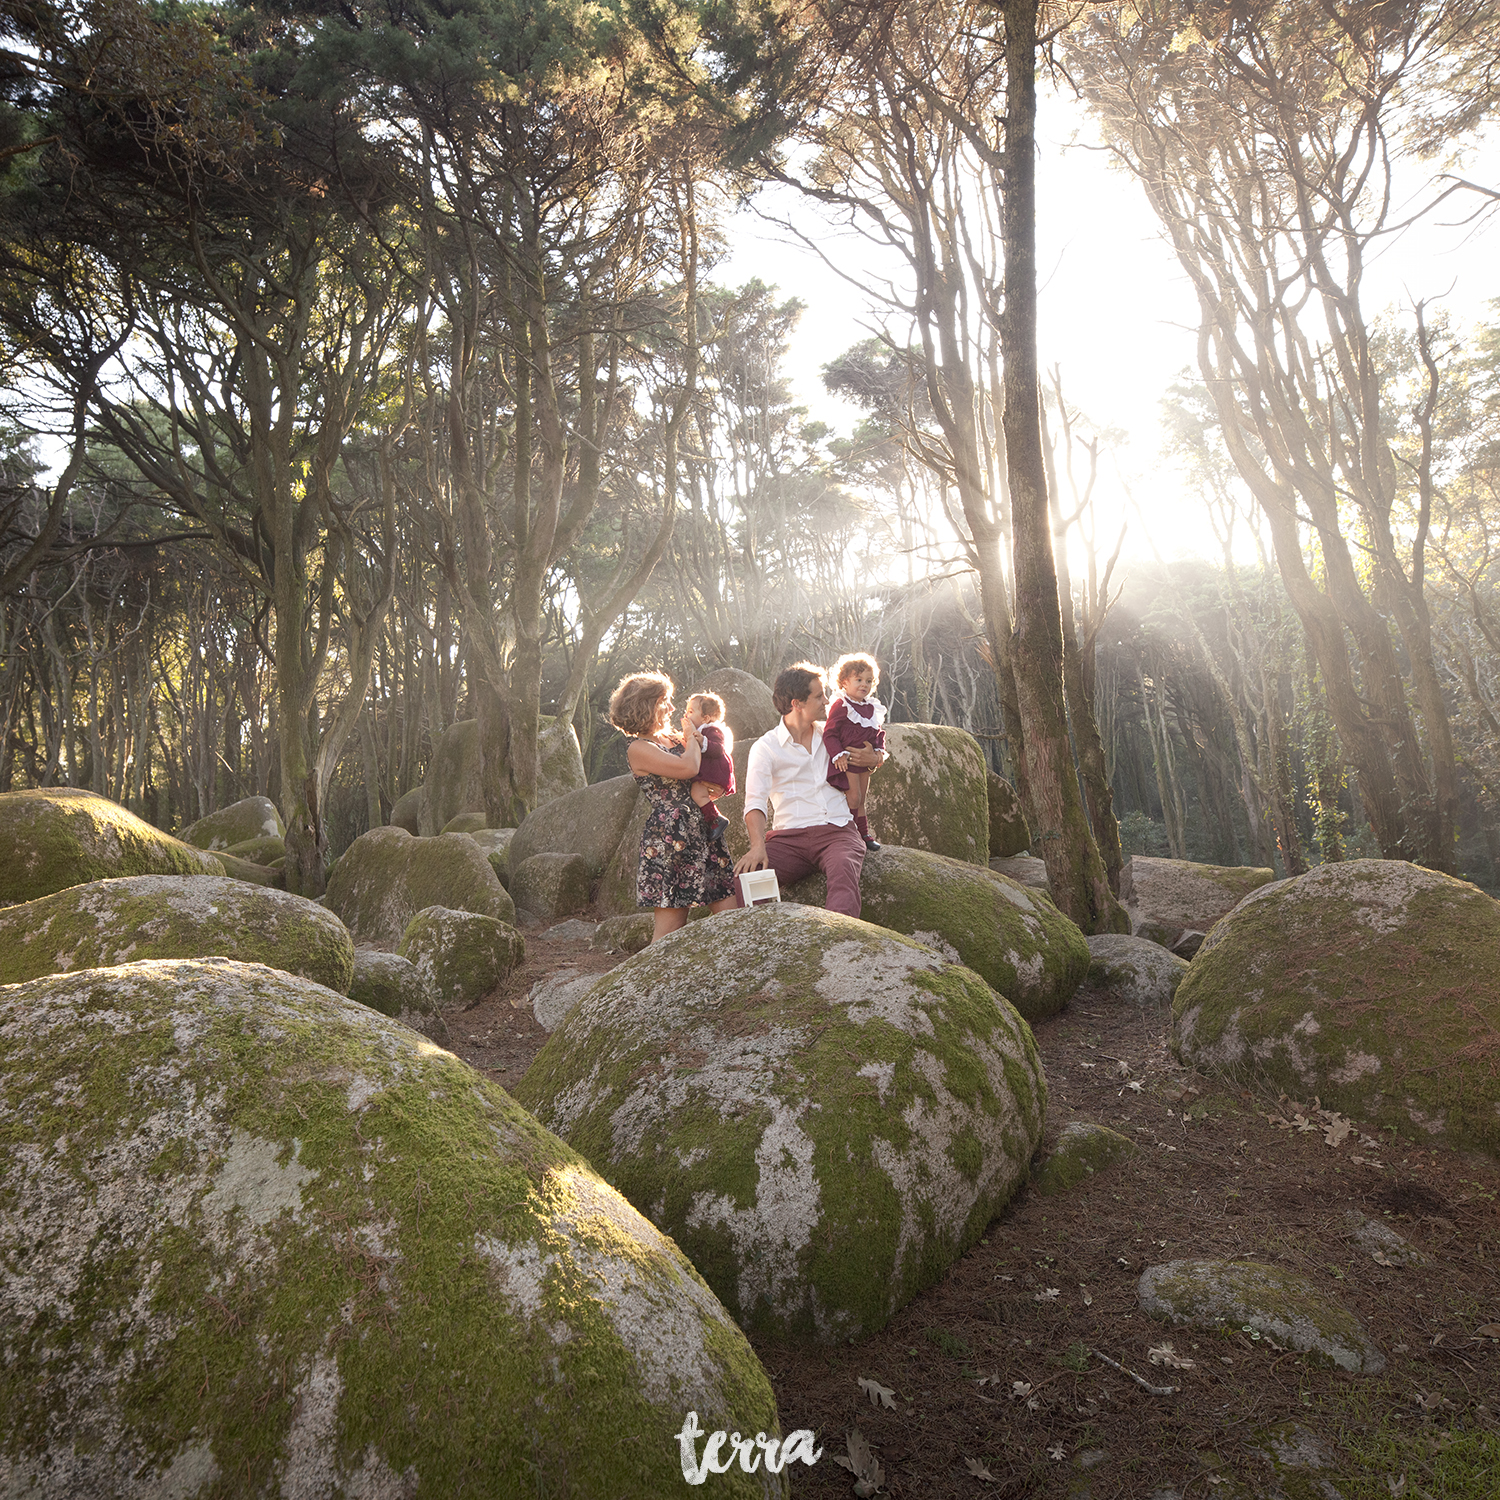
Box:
[834,693,885,728]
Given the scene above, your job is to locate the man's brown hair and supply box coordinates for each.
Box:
[771,662,825,716]
[608,672,673,738]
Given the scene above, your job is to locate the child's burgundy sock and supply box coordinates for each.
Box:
[853,812,869,837]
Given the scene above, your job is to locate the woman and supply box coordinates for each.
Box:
[608,671,737,942]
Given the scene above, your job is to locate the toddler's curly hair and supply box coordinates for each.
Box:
[832,651,880,689]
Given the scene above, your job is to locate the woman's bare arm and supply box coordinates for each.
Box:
[626,718,703,780]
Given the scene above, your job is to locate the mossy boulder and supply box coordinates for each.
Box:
[463,827,517,887]
[348,948,439,1035]
[180,795,284,850]
[0,788,224,906]
[530,968,605,1032]
[593,913,655,954]
[441,811,488,835]
[511,852,592,922]
[422,717,588,836]
[515,904,1047,1342]
[864,723,989,865]
[509,774,641,880]
[1122,856,1275,946]
[0,959,784,1498]
[784,846,1089,1023]
[212,850,284,888]
[223,833,286,866]
[989,854,1049,891]
[596,790,655,916]
[1174,859,1500,1158]
[398,906,525,1007]
[1138,1259,1385,1374]
[388,785,426,835]
[1032,1121,1138,1196]
[325,826,514,944]
[0,875,354,993]
[987,772,1031,858]
[1085,934,1189,1007]
[692,667,780,739]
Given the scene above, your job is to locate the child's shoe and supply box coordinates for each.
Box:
[863,835,881,851]
[707,811,730,845]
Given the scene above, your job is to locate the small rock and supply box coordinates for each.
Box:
[1086,934,1188,1006]
[1342,1210,1432,1268]
[529,968,603,1032]
[591,914,654,954]
[543,918,598,943]
[398,906,525,1007]
[1033,1121,1139,1196]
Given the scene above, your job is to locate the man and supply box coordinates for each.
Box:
[735,662,885,918]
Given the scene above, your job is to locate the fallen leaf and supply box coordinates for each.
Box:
[975,1371,1002,1387]
[964,1456,996,1481]
[1125,1080,1144,1093]
[1388,1477,1407,1497]
[1009,1380,1033,1401]
[1322,1115,1353,1147]
[1081,1287,1093,1307]
[1412,1390,1449,1413]
[1474,1323,1500,1339]
[1048,1442,1066,1461]
[1035,1287,1060,1302]
[858,1376,896,1410]
[1114,1059,1131,1077]
[832,1427,884,1495]
[1372,1251,1396,1267]
[1147,1342,1196,1370]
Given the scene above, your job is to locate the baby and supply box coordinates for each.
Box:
[823,652,886,850]
[685,691,735,845]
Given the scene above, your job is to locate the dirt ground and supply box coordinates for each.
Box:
[451,917,1500,1500]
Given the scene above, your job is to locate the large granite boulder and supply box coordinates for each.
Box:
[348,948,440,1035]
[1122,855,1275,946]
[987,772,1031,858]
[388,785,426,835]
[783,846,1089,1023]
[180,795,284,851]
[398,906,525,1007]
[441,811,488,835]
[690,667,780,739]
[222,833,286,867]
[464,827,517,887]
[422,717,588,835]
[0,875,354,993]
[511,853,592,923]
[1174,859,1500,1158]
[864,723,989,865]
[515,904,1047,1342]
[1085,934,1189,1007]
[989,854,1049,891]
[0,959,783,1498]
[0,788,223,907]
[1139,1260,1384,1374]
[325,827,514,944]
[509,774,642,880]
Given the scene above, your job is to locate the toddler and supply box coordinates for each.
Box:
[685,692,735,845]
[823,652,886,850]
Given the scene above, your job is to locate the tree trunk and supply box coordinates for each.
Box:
[1001,0,1125,932]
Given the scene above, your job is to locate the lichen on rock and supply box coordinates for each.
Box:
[0,787,224,906]
[1086,934,1188,1007]
[348,948,439,1035]
[0,874,354,992]
[0,958,784,1497]
[181,795,284,851]
[1174,859,1500,1159]
[515,904,1047,1342]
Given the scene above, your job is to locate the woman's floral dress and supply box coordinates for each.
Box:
[634,741,736,909]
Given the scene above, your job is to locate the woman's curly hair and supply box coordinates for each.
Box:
[608,672,674,738]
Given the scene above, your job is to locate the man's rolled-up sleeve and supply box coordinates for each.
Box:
[743,737,772,819]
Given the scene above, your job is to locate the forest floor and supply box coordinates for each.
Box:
[450,917,1500,1500]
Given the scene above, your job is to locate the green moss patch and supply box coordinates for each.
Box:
[0,788,224,906]
[514,904,1047,1342]
[181,796,284,850]
[1174,859,1500,1159]
[0,958,783,1497]
[398,906,524,1007]
[0,875,354,993]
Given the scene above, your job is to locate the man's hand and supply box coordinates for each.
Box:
[847,745,884,769]
[736,810,769,874]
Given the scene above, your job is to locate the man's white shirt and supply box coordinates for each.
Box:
[743,719,854,830]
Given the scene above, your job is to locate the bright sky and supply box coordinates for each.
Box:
[717,86,1500,570]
